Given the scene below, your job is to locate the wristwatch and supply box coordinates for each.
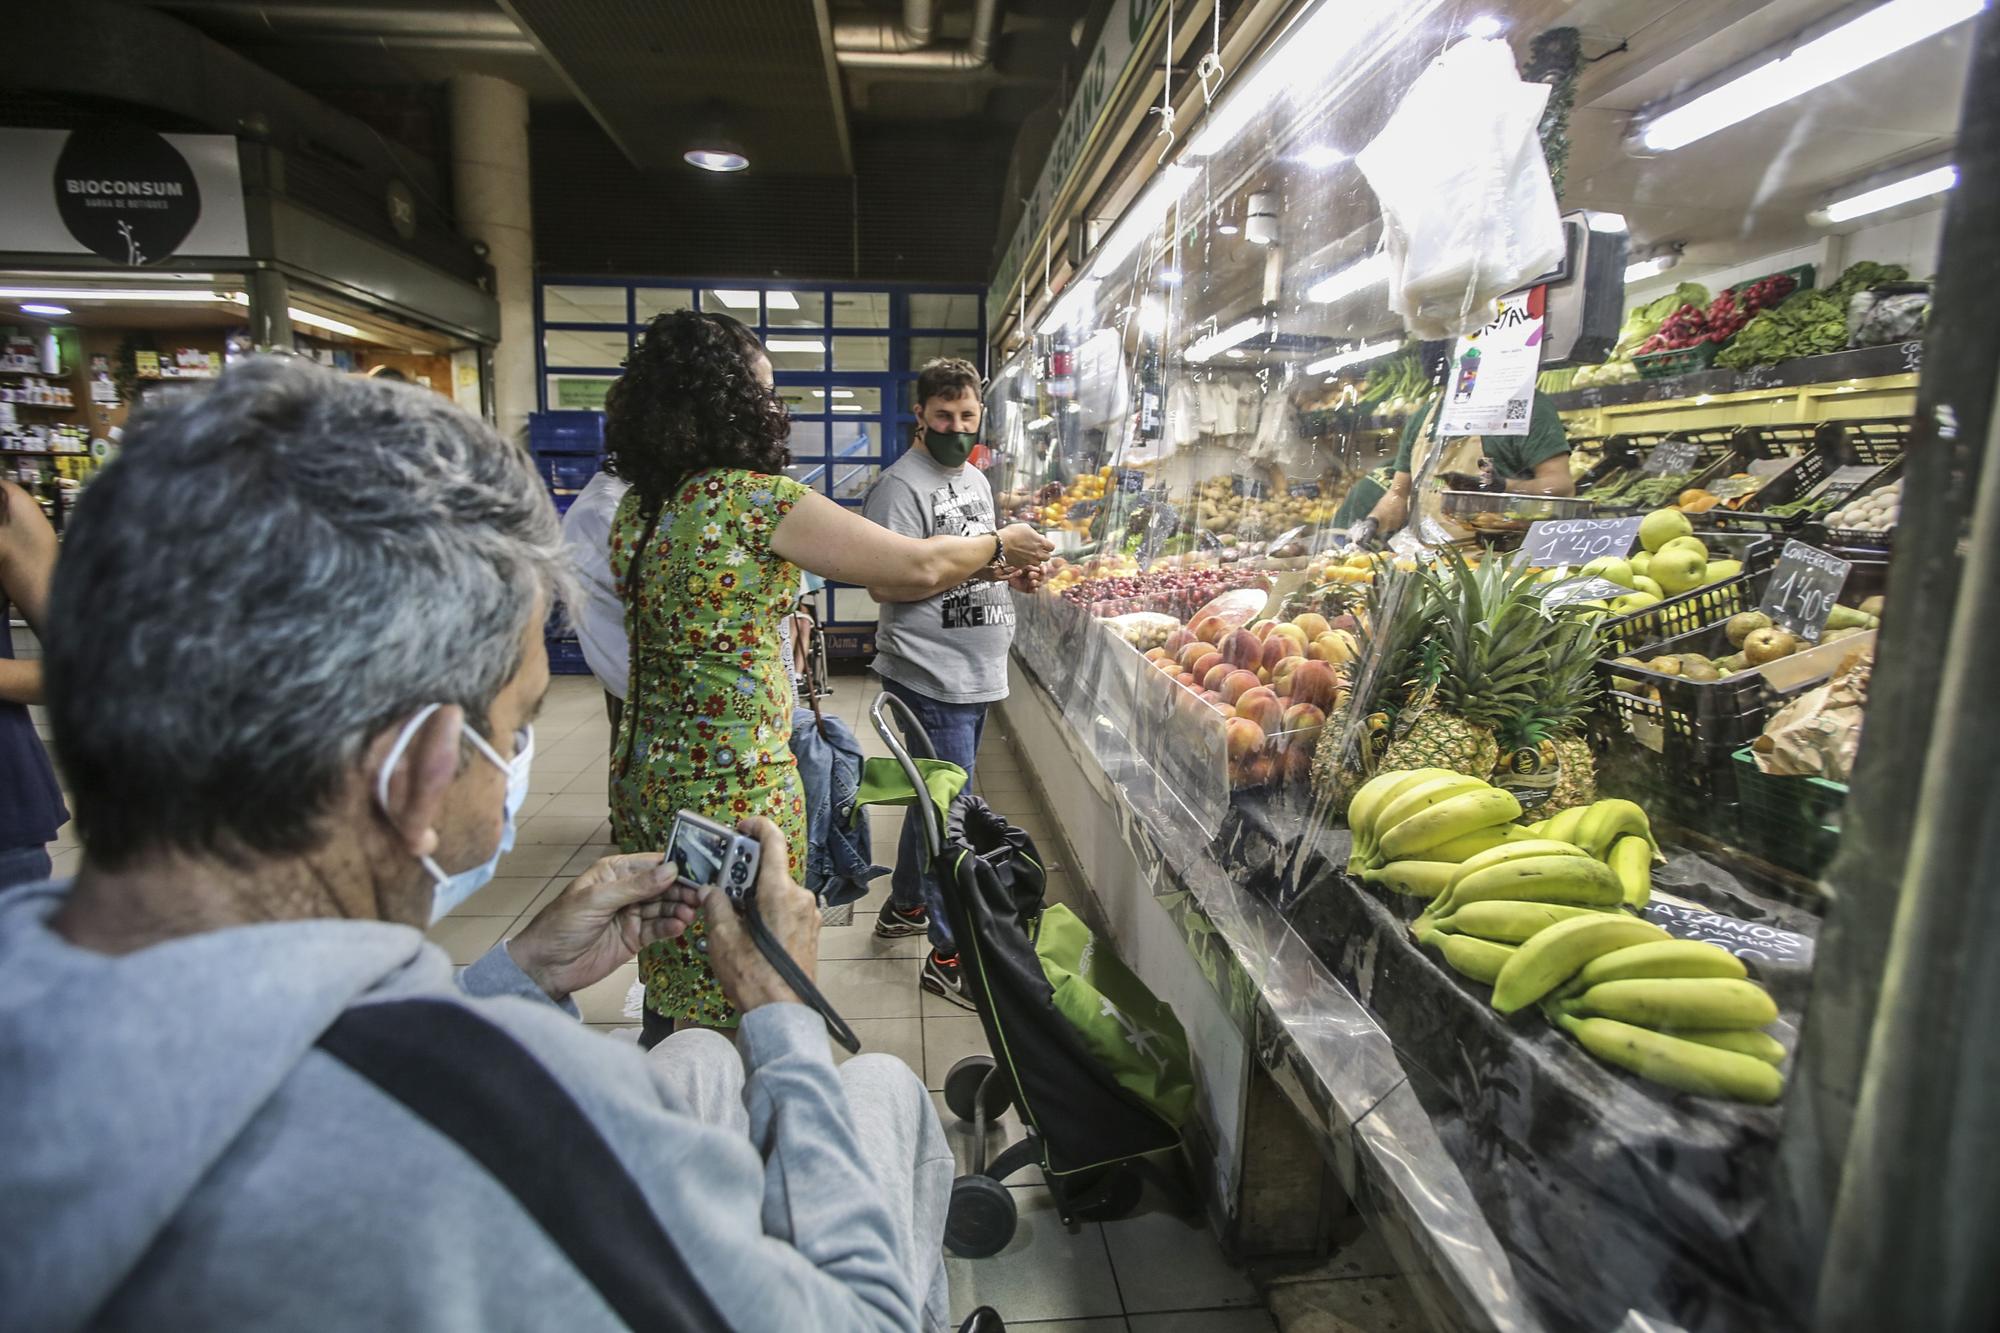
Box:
[990,532,1006,566]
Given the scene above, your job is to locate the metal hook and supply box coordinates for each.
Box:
[1149,104,1177,164]
[1195,52,1226,104]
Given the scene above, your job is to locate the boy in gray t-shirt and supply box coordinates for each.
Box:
[863,358,1046,1009]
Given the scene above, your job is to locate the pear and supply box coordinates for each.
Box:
[1742,627,1801,666]
[1726,611,1773,648]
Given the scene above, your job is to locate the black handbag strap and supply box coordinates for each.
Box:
[319,998,729,1332]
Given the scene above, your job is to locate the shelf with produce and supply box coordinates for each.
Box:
[1547,340,1923,415]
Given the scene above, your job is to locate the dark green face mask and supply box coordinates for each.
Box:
[923,428,977,468]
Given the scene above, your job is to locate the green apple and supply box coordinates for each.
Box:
[1660,535,1710,564]
[1640,508,1693,553]
[1629,551,1653,578]
[1704,558,1743,584]
[1611,591,1662,614]
[1630,575,1665,598]
[1581,555,1635,589]
[1650,546,1708,595]
[1537,566,1570,585]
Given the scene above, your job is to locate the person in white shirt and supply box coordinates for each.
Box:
[559,470,633,732]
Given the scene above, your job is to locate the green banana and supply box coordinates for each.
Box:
[1373,774,1494,847]
[1440,855,1626,915]
[1420,825,1521,864]
[1362,860,1458,901]
[1555,1013,1785,1104]
[1608,834,1654,909]
[1347,768,1453,868]
[1490,912,1670,1014]
[1676,1028,1788,1066]
[1424,932,1516,985]
[1576,798,1658,860]
[1430,900,1611,944]
[1376,787,1523,863]
[1543,804,1591,846]
[1449,838,1594,886]
[1564,977,1779,1030]
[1573,939,1747,990]
[1525,819,1551,838]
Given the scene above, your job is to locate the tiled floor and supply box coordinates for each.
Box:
[441,671,1285,1331]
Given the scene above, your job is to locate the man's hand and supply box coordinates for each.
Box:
[1004,559,1052,593]
[508,855,700,1002]
[700,817,822,1014]
[998,522,1054,569]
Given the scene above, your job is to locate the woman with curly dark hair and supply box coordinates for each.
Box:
[605,310,1050,1032]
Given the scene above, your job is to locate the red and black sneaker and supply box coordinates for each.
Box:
[874,899,930,939]
[921,950,976,1012]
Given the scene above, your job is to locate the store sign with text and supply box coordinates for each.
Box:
[1438,288,1545,437]
[0,127,249,264]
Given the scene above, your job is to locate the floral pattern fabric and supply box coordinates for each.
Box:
[608,468,809,1026]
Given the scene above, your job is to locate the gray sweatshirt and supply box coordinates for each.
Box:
[0,880,921,1331]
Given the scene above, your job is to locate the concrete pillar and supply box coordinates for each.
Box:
[246,268,294,352]
[450,73,535,444]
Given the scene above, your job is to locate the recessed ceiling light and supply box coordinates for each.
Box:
[1623,255,1680,284]
[19,304,69,316]
[685,148,749,173]
[1217,223,1241,235]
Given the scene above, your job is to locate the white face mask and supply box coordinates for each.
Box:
[374,703,535,924]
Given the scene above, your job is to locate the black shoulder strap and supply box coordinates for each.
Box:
[319,999,729,1332]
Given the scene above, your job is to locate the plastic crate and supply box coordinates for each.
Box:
[545,633,592,675]
[1694,447,1831,535]
[1733,747,1845,877]
[1632,342,1718,379]
[1823,416,1911,467]
[1589,446,1743,514]
[1596,622,1772,752]
[1597,539,1777,657]
[1594,729,1743,842]
[1814,459,1902,552]
[1730,422,1822,461]
[529,411,606,455]
[537,453,601,490]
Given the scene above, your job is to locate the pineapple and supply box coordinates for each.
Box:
[1311,566,1432,809]
[1489,589,1606,813]
[1378,548,1545,779]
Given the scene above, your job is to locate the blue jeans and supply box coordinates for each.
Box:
[880,676,986,955]
[0,844,53,891]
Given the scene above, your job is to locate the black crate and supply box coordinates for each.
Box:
[1822,416,1911,467]
[1694,447,1831,535]
[1594,728,1743,842]
[1814,458,1902,553]
[1597,622,1772,752]
[1733,748,1846,877]
[1730,423,1822,461]
[1596,539,1777,658]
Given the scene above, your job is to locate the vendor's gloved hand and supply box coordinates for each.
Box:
[1438,470,1486,492]
[1346,517,1383,551]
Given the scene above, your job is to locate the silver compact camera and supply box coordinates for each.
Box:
[666,810,761,907]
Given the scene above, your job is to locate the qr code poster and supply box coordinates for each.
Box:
[1439,287,1545,438]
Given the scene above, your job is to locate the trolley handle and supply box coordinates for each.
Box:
[868,691,946,863]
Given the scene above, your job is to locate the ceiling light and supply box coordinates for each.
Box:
[1217,222,1241,235]
[19,304,69,316]
[1186,317,1265,363]
[812,389,855,399]
[287,307,360,337]
[1307,253,1389,304]
[1462,15,1505,39]
[832,404,868,412]
[1586,211,1629,233]
[766,338,826,353]
[1298,145,1348,169]
[1137,298,1168,338]
[1638,0,1984,153]
[1623,254,1680,284]
[1090,165,1198,278]
[1813,163,1959,224]
[0,287,236,303]
[1305,338,1400,376]
[711,290,761,309]
[1027,415,1053,429]
[1158,268,1183,286]
[1185,0,1414,159]
[685,148,749,173]
[1226,349,1249,360]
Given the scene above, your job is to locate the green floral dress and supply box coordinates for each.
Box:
[608,467,809,1026]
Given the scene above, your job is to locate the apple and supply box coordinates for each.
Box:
[1659,535,1710,564]
[1650,547,1708,595]
[1610,591,1661,614]
[1191,651,1225,682]
[1220,629,1264,670]
[1290,659,1340,711]
[1164,628,1198,656]
[1238,691,1286,735]
[1630,575,1664,599]
[1221,670,1263,704]
[1639,507,1693,553]
[1202,662,1234,692]
[1331,613,1360,633]
[1271,655,1307,696]
[1704,558,1743,583]
[1282,702,1327,745]
[1224,716,1266,761]
[1292,612,1331,641]
[1581,556,1635,589]
[1629,551,1653,578]
[1248,619,1277,640]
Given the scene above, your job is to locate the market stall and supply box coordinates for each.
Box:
[983,0,1994,1328]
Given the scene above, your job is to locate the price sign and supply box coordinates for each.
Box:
[1231,476,1267,498]
[1521,515,1643,567]
[1114,467,1147,493]
[1706,475,1766,500]
[1288,481,1322,498]
[1812,464,1881,509]
[1643,439,1703,476]
[1539,575,1632,609]
[1759,539,1851,642]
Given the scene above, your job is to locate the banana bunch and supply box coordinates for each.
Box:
[1346,770,1527,876]
[1526,798,1661,908]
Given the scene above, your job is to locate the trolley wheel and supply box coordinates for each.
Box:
[945,1174,1018,1258]
[1062,1164,1147,1222]
[943,1055,1010,1123]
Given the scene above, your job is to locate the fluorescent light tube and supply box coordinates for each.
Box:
[1817,163,1958,223]
[1305,338,1400,376]
[766,338,826,353]
[1586,211,1629,233]
[1186,317,1264,363]
[1307,253,1388,304]
[1623,255,1679,284]
[1640,0,1984,153]
[288,307,360,337]
[812,389,855,399]
[0,287,235,303]
[1091,165,1197,278]
[19,304,69,315]
[1027,416,1054,429]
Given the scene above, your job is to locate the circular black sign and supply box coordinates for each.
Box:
[53,125,202,266]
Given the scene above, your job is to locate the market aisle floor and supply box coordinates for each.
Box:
[440,672,1419,1332]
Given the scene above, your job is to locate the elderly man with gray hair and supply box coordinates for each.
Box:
[0,358,968,1332]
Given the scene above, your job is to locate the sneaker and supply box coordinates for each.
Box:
[921,950,977,1012]
[957,1308,1005,1333]
[874,898,930,939]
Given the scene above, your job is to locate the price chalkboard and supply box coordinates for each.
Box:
[1812,464,1881,509]
[1539,575,1632,609]
[1759,539,1851,642]
[1231,476,1267,498]
[1643,439,1704,476]
[1114,467,1147,493]
[1288,481,1321,498]
[1521,515,1643,567]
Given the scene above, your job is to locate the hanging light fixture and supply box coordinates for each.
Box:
[684,102,749,172]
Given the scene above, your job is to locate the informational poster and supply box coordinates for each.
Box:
[1438,287,1545,437]
[0,127,249,262]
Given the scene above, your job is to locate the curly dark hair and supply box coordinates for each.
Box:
[603,310,791,511]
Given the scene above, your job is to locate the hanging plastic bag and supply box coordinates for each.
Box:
[1356,38,1565,340]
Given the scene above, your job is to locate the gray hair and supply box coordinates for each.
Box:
[46,355,575,869]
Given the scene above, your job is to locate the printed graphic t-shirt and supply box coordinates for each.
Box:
[863,447,1013,704]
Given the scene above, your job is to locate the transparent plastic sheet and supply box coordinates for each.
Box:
[986,0,1982,1326]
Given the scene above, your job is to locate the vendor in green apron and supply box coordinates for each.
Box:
[1340,345,1573,542]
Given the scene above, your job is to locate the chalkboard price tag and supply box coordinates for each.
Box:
[1706,475,1765,500]
[1522,515,1643,567]
[1288,481,1321,498]
[1231,476,1267,498]
[1114,467,1147,493]
[1643,439,1703,476]
[1759,539,1851,642]
[1539,575,1632,609]
[1812,464,1880,509]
